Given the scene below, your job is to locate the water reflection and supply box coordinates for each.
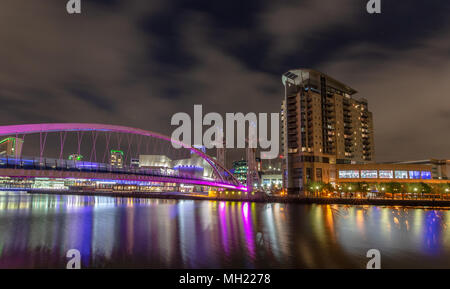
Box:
[0,192,450,268]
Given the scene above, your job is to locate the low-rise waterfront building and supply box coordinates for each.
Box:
[385,159,449,180]
[334,163,437,184]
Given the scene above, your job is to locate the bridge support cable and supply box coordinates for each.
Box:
[76,131,84,157]
[125,133,133,167]
[115,132,123,151]
[89,131,99,163]
[136,135,143,160]
[39,131,48,166]
[102,132,112,164]
[0,123,244,190]
[59,131,67,163]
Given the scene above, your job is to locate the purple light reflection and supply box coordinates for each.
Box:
[241,202,255,260]
[219,201,230,256]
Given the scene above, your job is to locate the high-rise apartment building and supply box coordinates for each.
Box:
[232,160,248,184]
[110,149,124,168]
[281,69,375,193]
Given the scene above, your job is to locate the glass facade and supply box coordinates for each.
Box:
[395,170,408,179]
[409,171,421,179]
[421,171,432,179]
[232,160,248,184]
[338,169,433,180]
[379,170,393,179]
[339,170,360,179]
[361,170,377,178]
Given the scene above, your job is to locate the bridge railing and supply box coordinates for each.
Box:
[0,155,218,184]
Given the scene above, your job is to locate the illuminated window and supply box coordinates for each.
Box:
[361,170,377,178]
[395,171,408,179]
[379,170,393,179]
[339,170,359,179]
[421,171,431,180]
[409,171,420,179]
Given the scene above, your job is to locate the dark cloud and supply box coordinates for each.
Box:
[67,84,116,111]
[0,0,449,162]
[441,109,450,120]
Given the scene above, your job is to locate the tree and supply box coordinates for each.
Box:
[390,182,402,200]
[375,182,389,199]
[421,182,432,200]
[305,180,324,198]
[342,182,360,198]
[430,184,441,200]
[432,183,450,200]
[359,181,369,198]
[439,183,450,200]
[322,183,334,197]
[399,183,408,200]
[335,183,343,198]
[405,183,420,199]
[381,182,393,199]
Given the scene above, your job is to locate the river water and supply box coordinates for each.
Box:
[0,191,449,268]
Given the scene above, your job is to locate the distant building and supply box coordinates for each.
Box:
[174,165,204,178]
[172,154,212,178]
[281,69,375,193]
[130,158,139,168]
[110,150,124,168]
[232,160,248,184]
[139,155,172,168]
[255,157,262,172]
[0,137,24,158]
[192,145,206,154]
[137,154,213,178]
[263,158,283,172]
[261,173,283,189]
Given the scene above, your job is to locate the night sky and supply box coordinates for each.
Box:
[0,0,449,162]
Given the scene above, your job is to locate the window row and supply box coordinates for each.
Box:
[338,170,432,180]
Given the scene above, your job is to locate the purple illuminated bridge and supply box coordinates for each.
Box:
[0,123,247,192]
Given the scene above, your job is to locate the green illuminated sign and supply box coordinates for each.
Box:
[110,150,124,155]
[0,137,18,155]
[68,154,83,161]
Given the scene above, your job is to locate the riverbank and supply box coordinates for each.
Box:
[24,190,450,208]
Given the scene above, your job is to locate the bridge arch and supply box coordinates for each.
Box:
[0,123,243,189]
